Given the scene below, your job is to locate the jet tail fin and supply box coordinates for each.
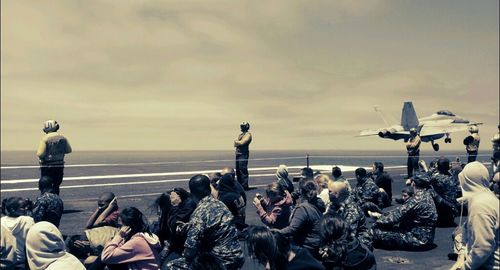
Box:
[401,101,419,130]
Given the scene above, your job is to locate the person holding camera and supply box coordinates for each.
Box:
[252,182,293,229]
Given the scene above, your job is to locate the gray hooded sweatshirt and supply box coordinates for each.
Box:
[458,162,499,270]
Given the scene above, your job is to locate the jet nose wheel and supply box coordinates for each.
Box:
[432,143,440,151]
[444,138,452,143]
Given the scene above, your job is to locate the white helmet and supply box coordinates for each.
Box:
[468,126,479,133]
[43,120,59,133]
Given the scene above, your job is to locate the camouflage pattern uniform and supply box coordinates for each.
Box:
[354,177,382,214]
[429,172,459,226]
[327,194,372,249]
[166,196,244,270]
[372,189,437,250]
[31,192,64,228]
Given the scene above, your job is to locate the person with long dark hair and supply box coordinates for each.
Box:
[318,215,376,270]
[252,182,293,229]
[247,225,324,270]
[101,207,162,270]
[277,179,324,257]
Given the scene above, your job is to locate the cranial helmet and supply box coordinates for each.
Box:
[43,120,59,133]
[240,122,250,131]
[468,126,479,133]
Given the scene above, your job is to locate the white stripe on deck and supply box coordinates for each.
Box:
[0,173,278,192]
[2,165,406,184]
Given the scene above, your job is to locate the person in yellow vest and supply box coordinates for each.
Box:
[234,122,252,190]
[36,120,72,195]
[463,126,480,163]
[406,128,421,179]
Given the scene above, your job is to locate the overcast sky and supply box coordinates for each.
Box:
[1,0,498,151]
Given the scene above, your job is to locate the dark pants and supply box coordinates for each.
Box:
[467,151,478,163]
[407,154,419,178]
[372,228,434,251]
[40,165,64,195]
[235,153,249,189]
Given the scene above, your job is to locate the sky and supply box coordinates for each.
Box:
[1,0,498,151]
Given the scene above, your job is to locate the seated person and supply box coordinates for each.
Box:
[1,197,35,269]
[277,179,324,257]
[327,181,371,249]
[353,168,382,215]
[26,221,86,270]
[100,207,162,270]
[31,176,64,228]
[370,162,393,207]
[372,173,438,251]
[217,174,247,232]
[66,226,121,269]
[318,215,376,270]
[332,166,352,191]
[429,157,459,227]
[252,182,293,229]
[166,175,244,270]
[314,174,331,210]
[247,225,324,270]
[394,188,414,204]
[276,164,294,193]
[162,188,197,262]
[86,192,120,229]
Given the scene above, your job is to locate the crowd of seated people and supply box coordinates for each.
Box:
[2,158,498,270]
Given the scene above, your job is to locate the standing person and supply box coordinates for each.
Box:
[451,162,499,270]
[234,122,252,190]
[167,175,244,270]
[406,128,421,179]
[464,126,480,163]
[31,176,64,228]
[36,120,72,195]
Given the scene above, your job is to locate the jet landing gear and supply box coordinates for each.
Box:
[444,134,452,144]
[432,141,440,151]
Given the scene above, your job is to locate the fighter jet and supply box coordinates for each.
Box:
[359,101,482,151]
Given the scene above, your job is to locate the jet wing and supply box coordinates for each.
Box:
[419,124,478,137]
[358,129,381,137]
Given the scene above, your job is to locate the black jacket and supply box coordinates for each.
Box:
[278,199,323,251]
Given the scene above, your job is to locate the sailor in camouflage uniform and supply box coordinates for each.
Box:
[429,157,459,227]
[167,174,244,270]
[353,168,382,215]
[31,176,64,228]
[327,181,372,249]
[372,173,437,251]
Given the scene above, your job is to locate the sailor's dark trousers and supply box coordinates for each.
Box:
[236,153,249,189]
